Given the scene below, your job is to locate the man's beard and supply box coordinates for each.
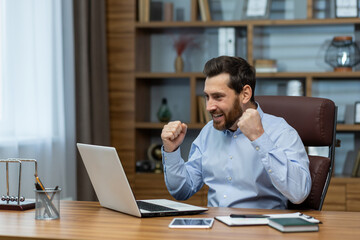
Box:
[211,98,243,131]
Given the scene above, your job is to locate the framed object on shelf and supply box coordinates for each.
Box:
[244,0,271,19]
[335,0,358,18]
[355,101,360,124]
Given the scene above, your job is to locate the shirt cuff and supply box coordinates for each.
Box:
[251,132,275,158]
[162,146,182,166]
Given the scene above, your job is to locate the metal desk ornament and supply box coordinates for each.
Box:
[0,158,37,210]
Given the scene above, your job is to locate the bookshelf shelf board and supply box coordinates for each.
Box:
[135,123,360,131]
[136,18,360,29]
[247,18,360,26]
[337,124,360,131]
[330,176,360,182]
[135,72,359,79]
[135,122,165,129]
[135,72,204,78]
[135,122,204,129]
[257,72,360,78]
[135,21,248,28]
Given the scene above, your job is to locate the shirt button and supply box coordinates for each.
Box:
[224,195,227,198]
[229,156,233,159]
[268,169,272,173]
[228,177,232,181]
[255,146,260,151]
[233,135,237,138]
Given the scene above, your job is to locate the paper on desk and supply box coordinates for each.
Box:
[215,216,268,226]
[215,212,320,226]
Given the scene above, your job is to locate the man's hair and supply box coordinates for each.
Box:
[203,56,256,103]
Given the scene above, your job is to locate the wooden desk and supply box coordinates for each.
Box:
[0,201,359,239]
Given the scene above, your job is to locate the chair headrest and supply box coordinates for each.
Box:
[256,96,336,146]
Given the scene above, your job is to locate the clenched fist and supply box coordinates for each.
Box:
[161,121,188,153]
[237,108,264,141]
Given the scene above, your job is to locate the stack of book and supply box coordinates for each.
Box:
[197,96,211,124]
[254,59,278,73]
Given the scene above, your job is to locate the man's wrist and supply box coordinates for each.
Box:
[163,146,178,153]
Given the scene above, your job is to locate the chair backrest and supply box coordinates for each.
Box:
[256,96,337,210]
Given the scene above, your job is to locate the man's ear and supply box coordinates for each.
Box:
[241,85,252,104]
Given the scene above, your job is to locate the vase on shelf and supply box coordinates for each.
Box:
[157,98,172,122]
[174,55,184,72]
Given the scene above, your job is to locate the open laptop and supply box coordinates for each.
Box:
[77,143,208,217]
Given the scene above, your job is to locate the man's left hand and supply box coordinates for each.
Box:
[237,108,264,141]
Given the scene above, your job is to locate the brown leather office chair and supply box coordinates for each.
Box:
[256,96,337,210]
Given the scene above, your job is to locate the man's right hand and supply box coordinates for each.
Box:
[161,121,187,153]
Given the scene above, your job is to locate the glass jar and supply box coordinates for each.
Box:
[325,36,360,72]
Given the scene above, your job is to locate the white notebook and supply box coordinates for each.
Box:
[215,212,320,226]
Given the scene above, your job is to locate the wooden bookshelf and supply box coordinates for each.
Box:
[107,0,360,211]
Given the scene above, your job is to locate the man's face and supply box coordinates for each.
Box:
[204,73,243,131]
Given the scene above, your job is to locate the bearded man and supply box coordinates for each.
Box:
[160,56,311,209]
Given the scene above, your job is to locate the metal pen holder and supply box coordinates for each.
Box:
[0,158,37,210]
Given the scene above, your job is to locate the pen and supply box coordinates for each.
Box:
[50,186,59,201]
[230,214,269,218]
[35,183,52,217]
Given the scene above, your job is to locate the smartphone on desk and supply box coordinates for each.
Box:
[169,218,214,229]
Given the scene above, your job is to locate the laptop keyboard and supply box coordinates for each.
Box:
[137,200,175,212]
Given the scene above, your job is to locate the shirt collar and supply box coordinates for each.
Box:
[256,101,265,119]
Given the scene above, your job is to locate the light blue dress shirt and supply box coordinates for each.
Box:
[162,105,311,209]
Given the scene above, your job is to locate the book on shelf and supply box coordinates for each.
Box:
[197,96,205,124]
[138,0,144,22]
[198,0,211,21]
[150,1,163,21]
[197,96,211,124]
[138,0,150,22]
[144,0,150,22]
[163,2,173,21]
[268,218,319,233]
[254,59,278,73]
[351,150,360,177]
